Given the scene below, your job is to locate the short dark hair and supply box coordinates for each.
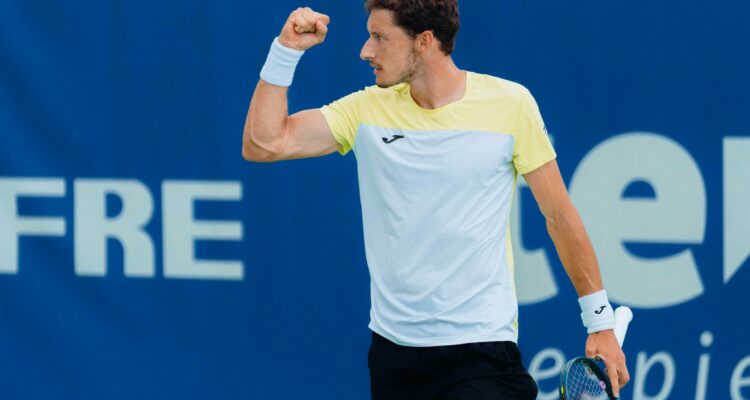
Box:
[364,0,460,55]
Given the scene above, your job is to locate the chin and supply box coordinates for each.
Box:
[375,77,390,88]
[375,75,403,89]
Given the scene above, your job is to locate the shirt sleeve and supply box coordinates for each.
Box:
[319,90,366,155]
[512,89,557,174]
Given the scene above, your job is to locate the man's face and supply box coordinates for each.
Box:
[360,9,418,88]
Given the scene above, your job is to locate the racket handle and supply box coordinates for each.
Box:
[613,306,633,347]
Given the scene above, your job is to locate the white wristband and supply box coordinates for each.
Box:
[259,37,305,87]
[579,290,616,334]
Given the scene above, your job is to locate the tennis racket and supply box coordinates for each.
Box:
[559,306,633,400]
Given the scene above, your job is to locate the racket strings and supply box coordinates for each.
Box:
[567,363,609,400]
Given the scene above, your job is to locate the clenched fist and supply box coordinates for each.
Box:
[279,7,330,51]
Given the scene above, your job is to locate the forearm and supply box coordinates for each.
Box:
[545,203,603,297]
[553,213,630,394]
[242,81,289,161]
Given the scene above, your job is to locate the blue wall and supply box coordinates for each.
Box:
[1,1,749,399]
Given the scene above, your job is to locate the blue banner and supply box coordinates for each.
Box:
[1,1,749,399]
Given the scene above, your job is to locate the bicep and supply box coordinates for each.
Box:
[522,159,574,220]
[279,109,341,160]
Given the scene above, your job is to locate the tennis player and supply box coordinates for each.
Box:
[243,1,630,398]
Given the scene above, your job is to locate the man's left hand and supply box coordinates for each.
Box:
[585,329,630,398]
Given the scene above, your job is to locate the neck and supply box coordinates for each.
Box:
[408,56,466,110]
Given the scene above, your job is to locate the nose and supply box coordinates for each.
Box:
[360,37,374,61]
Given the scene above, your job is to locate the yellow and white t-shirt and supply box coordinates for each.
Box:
[320,71,556,347]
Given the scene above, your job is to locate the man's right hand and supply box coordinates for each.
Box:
[279,7,330,51]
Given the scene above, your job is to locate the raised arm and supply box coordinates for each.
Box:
[523,159,630,397]
[242,7,340,162]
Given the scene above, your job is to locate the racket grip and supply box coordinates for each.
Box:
[613,306,633,347]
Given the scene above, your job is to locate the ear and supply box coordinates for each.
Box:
[414,30,435,52]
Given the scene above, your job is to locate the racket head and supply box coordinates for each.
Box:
[559,357,616,400]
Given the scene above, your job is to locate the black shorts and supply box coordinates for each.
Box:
[368,332,538,400]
